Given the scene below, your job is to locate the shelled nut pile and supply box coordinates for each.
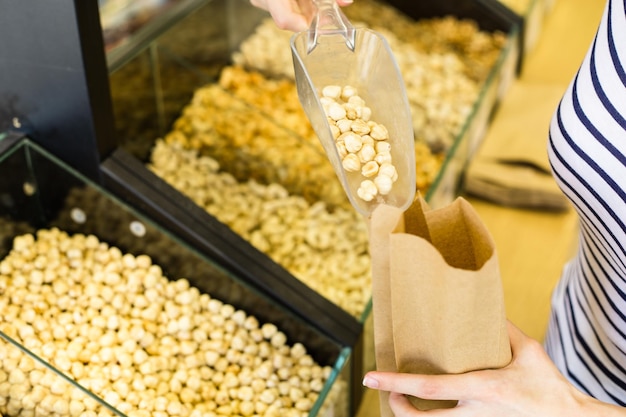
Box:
[0,229,343,417]
[172,64,441,199]
[231,18,294,80]
[414,141,443,192]
[149,140,371,317]
[232,0,507,153]
[165,82,350,211]
[218,65,319,148]
[343,0,508,83]
[319,85,399,202]
[373,26,479,152]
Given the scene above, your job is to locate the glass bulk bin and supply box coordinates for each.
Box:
[106,0,523,208]
[0,135,352,417]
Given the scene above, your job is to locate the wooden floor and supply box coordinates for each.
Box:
[356,0,606,415]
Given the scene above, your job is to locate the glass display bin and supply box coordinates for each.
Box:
[101,0,522,404]
[0,333,123,417]
[105,0,522,206]
[0,134,352,417]
[424,18,520,209]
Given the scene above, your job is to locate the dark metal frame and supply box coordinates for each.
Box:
[0,0,116,180]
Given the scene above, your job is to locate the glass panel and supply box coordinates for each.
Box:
[0,332,124,417]
[426,26,520,208]
[0,138,351,417]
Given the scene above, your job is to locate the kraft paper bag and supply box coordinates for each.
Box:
[369,194,511,415]
[464,81,569,211]
[465,159,569,211]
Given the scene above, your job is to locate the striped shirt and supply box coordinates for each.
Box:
[545,0,626,405]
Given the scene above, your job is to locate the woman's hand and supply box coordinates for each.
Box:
[363,322,625,416]
[250,0,353,32]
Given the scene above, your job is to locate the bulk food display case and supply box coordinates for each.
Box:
[0,134,352,417]
[0,0,522,414]
[102,0,523,406]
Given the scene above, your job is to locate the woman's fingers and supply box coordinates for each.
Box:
[250,0,354,31]
[268,0,310,31]
[250,0,309,31]
[363,370,491,402]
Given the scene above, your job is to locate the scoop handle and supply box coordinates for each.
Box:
[307,0,355,53]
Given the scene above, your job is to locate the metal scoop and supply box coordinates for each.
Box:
[291,0,416,216]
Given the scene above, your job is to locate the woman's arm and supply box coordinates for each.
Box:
[363,322,626,416]
[250,0,353,31]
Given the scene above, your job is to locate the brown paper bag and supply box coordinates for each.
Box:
[464,81,569,210]
[464,159,569,211]
[369,194,511,415]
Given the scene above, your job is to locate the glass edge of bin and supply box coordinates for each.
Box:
[0,329,127,417]
[308,346,352,417]
[424,23,520,203]
[0,329,352,417]
[0,133,22,163]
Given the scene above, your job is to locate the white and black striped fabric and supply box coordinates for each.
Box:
[545,0,626,405]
